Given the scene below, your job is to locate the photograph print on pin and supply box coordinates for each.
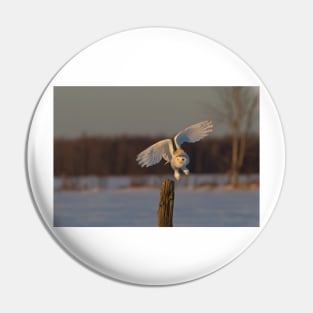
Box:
[54,86,259,227]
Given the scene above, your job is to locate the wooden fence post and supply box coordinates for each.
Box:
[157,179,175,227]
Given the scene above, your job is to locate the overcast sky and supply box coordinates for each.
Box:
[54,86,259,138]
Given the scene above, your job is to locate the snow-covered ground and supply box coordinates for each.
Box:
[54,175,259,227]
[54,174,259,191]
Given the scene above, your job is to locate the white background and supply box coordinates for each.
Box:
[0,1,312,312]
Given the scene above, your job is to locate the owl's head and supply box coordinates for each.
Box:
[173,149,190,167]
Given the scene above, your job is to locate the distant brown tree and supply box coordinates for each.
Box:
[209,87,259,187]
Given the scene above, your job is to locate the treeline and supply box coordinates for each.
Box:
[54,136,259,176]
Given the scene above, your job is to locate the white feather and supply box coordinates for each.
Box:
[136,139,173,167]
[174,120,213,148]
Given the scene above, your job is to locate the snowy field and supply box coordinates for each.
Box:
[54,175,259,227]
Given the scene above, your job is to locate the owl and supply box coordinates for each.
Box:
[136,120,214,180]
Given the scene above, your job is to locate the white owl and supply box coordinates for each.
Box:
[136,120,214,180]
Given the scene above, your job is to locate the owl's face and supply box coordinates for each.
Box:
[173,150,190,168]
[175,155,189,167]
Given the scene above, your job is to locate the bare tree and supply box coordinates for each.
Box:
[209,87,259,187]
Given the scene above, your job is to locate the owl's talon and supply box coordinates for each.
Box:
[183,169,189,176]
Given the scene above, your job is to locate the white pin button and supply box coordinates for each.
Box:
[26,28,285,285]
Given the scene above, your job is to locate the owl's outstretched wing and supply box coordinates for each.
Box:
[136,139,173,167]
[174,120,213,147]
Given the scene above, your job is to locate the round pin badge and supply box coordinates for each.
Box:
[27,27,285,285]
